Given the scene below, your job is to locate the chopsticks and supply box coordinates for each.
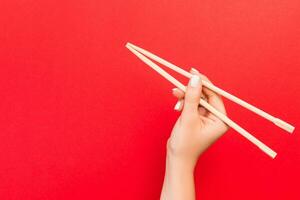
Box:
[127,42,295,134]
[126,42,295,158]
[126,43,277,158]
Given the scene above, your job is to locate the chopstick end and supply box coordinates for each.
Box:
[274,118,295,133]
[125,42,131,48]
[270,151,277,159]
[126,42,135,48]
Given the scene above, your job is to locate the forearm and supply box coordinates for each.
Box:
[160,151,196,200]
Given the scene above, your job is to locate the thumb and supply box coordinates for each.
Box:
[182,74,202,117]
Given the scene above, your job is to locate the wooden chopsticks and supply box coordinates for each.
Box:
[125,42,295,158]
[127,43,295,133]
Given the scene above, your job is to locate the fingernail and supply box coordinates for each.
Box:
[174,100,182,111]
[190,75,201,88]
[172,88,177,92]
[191,68,199,73]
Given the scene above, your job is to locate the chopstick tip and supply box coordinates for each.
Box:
[274,118,295,133]
[126,42,134,48]
[270,151,277,159]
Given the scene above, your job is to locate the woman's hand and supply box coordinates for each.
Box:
[168,68,228,166]
[160,68,228,200]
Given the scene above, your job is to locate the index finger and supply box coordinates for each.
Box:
[200,74,227,115]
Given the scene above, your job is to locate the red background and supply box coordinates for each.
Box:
[0,0,299,199]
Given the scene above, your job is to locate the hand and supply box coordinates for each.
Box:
[160,69,228,200]
[160,68,229,200]
[168,68,228,166]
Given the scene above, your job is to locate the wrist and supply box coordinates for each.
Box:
[166,150,197,173]
[166,140,200,170]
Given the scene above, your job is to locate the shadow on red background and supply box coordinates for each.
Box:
[0,0,299,199]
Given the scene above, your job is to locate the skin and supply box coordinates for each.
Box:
[160,68,229,200]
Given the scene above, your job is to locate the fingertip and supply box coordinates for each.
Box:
[172,88,177,94]
[190,67,199,74]
[189,74,201,88]
[199,74,212,84]
[174,100,183,111]
[172,88,185,99]
[198,106,206,116]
